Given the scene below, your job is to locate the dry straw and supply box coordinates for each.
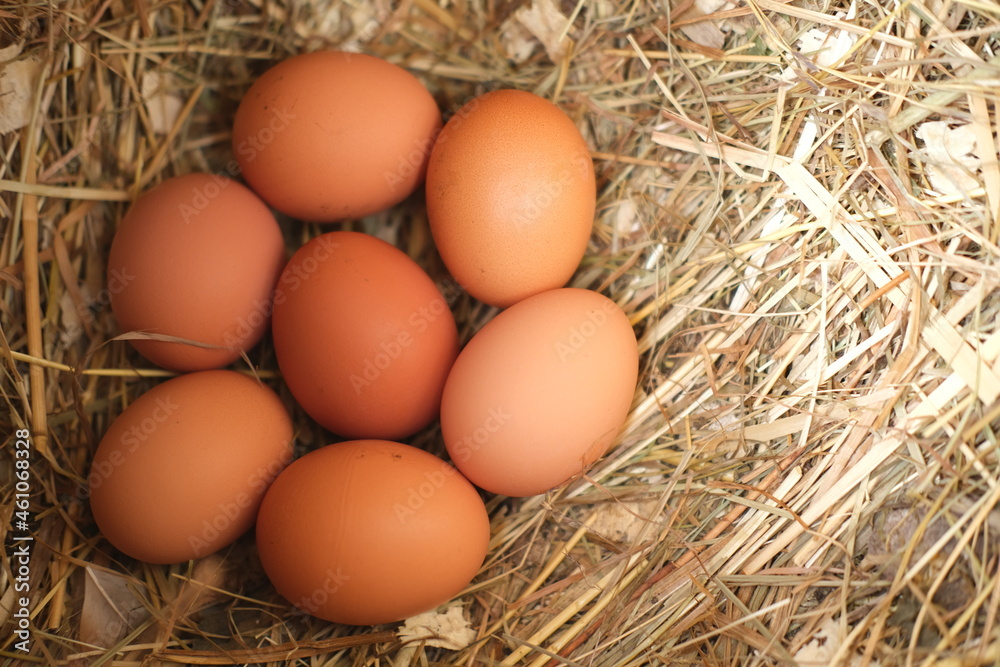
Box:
[1,0,999,664]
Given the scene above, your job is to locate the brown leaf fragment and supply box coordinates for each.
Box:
[78,567,151,652]
[0,55,43,134]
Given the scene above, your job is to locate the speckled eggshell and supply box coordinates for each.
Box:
[441,288,638,497]
[233,51,442,222]
[271,231,459,439]
[89,370,294,564]
[426,90,596,308]
[107,173,285,371]
[256,440,490,625]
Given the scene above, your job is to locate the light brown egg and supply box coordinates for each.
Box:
[271,231,458,439]
[256,440,489,625]
[89,371,293,564]
[441,288,638,497]
[233,51,442,222]
[107,173,285,371]
[426,89,596,308]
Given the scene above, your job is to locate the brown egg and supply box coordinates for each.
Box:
[426,90,596,308]
[272,231,458,439]
[89,371,293,564]
[256,440,489,625]
[441,288,638,497]
[107,173,285,371]
[233,51,442,222]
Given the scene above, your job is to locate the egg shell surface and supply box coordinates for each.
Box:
[89,370,294,564]
[232,51,442,222]
[426,89,595,308]
[441,288,638,497]
[255,440,490,625]
[271,231,459,439]
[107,173,285,371]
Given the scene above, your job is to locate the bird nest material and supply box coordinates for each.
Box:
[1,0,999,665]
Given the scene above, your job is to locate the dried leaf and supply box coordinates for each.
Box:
[141,69,183,134]
[794,618,839,665]
[499,19,538,64]
[680,22,726,50]
[862,500,992,612]
[79,567,150,651]
[301,0,346,38]
[170,554,228,617]
[340,4,391,52]
[590,499,660,544]
[0,40,21,63]
[615,199,639,237]
[58,290,83,348]
[793,618,881,667]
[780,28,857,83]
[695,0,732,12]
[676,0,734,48]
[0,584,17,628]
[0,18,28,64]
[915,121,982,195]
[513,0,572,62]
[0,56,43,134]
[796,28,856,68]
[399,605,476,651]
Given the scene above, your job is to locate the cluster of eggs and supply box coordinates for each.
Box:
[89,51,639,626]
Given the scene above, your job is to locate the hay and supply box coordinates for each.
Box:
[2,0,999,664]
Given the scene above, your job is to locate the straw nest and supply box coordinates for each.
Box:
[2,0,999,664]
